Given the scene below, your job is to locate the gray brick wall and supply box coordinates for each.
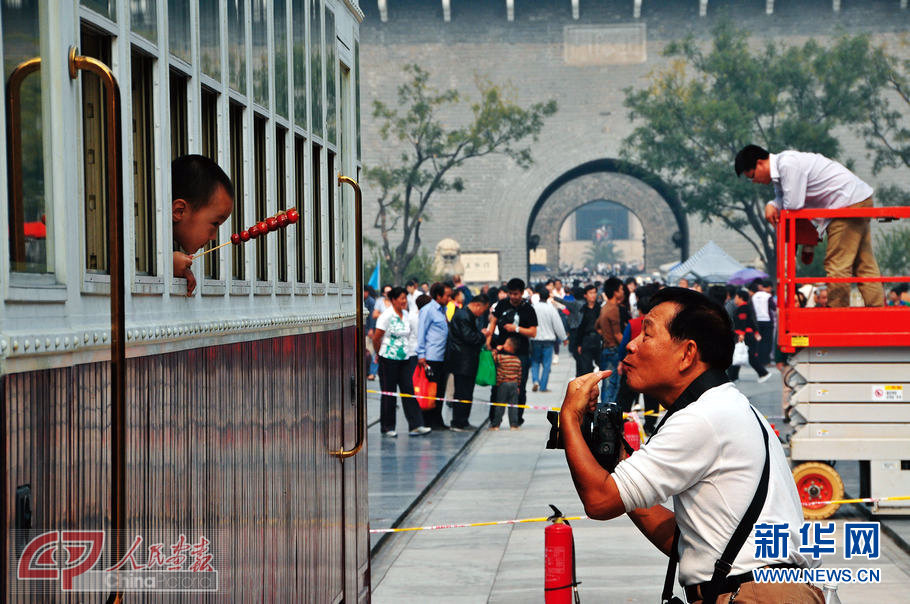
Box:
[359,0,910,281]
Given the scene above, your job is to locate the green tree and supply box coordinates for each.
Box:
[622,21,895,275]
[584,240,623,273]
[864,48,910,173]
[875,225,910,277]
[366,64,557,283]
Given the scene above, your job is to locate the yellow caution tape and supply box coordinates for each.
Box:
[366,389,663,417]
[371,495,910,534]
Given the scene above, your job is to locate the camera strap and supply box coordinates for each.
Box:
[660,401,771,604]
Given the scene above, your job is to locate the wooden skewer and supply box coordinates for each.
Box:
[191,239,233,262]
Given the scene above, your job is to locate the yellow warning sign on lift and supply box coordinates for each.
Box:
[872,385,904,402]
[791,336,809,347]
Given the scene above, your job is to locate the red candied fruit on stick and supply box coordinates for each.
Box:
[240,230,251,242]
[231,233,241,245]
[257,221,268,234]
[266,216,279,231]
[248,224,260,238]
[276,213,289,227]
[286,208,300,223]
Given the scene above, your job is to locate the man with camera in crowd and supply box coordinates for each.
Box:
[559,288,821,603]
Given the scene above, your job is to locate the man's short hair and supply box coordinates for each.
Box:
[471,293,490,305]
[603,277,623,299]
[583,284,597,295]
[416,294,433,310]
[405,279,418,288]
[430,282,447,300]
[537,288,549,302]
[735,288,751,302]
[172,154,234,209]
[635,283,661,315]
[506,277,525,292]
[648,287,734,370]
[734,144,770,176]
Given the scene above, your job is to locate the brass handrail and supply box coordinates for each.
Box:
[6,57,41,265]
[331,174,366,458]
[68,46,125,604]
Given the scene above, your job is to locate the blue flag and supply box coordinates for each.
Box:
[367,258,380,290]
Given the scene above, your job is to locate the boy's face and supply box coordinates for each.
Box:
[172,184,233,254]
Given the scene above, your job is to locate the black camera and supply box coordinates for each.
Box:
[547,403,632,472]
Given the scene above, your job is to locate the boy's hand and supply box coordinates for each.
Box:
[172,251,196,296]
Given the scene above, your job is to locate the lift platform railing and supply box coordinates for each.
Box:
[776,206,910,352]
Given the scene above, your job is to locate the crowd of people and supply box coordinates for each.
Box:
[365,265,907,439]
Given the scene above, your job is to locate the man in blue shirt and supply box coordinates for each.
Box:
[417,282,453,429]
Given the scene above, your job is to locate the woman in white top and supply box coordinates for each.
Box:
[372,287,430,437]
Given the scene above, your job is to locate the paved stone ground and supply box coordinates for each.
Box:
[369,352,910,603]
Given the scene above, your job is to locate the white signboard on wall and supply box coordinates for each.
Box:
[462,252,500,284]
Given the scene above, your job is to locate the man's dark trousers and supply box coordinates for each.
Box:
[757,320,773,366]
[423,360,449,428]
[517,353,530,424]
[452,373,476,427]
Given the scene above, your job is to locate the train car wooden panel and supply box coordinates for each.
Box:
[2,0,368,600]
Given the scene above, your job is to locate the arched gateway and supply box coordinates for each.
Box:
[527,159,689,274]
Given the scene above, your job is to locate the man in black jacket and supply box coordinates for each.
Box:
[446,294,491,431]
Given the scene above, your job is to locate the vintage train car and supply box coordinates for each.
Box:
[2,0,369,601]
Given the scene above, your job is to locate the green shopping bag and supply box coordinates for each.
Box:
[475,349,496,386]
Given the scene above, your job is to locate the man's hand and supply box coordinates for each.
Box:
[755,333,762,342]
[503,323,516,333]
[764,202,779,225]
[738,333,745,343]
[560,370,610,422]
[418,357,427,369]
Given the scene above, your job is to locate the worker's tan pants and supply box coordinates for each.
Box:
[824,198,885,308]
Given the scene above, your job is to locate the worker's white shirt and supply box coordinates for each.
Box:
[769,151,873,234]
[612,382,817,585]
[751,290,772,322]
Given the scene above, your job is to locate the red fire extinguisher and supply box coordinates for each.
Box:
[623,418,641,451]
[545,505,581,604]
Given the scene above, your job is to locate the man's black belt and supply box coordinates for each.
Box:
[683,563,802,603]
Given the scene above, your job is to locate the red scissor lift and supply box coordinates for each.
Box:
[777,206,910,519]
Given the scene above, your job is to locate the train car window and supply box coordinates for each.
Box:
[274,0,289,119]
[251,0,269,108]
[292,0,307,127]
[201,88,219,163]
[80,28,113,274]
[229,102,246,280]
[325,9,336,145]
[169,0,191,62]
[82,0,116,21]
[311,141,323,283]
[309,0,323,136]
[339,64,350,284]
[132,50,157,276]
[4,0,50,274]
[201,86,220,279]
[199,0,221,80]
[355,39,361,161]
[327,150,336,283]
[169,71,189,159]
[295,135,306,282]
[228,0,246,94]
[131,0,157,43]
[276,126,289,282]
[254,115,268,282]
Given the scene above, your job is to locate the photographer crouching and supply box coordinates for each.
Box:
[559,288,821,603]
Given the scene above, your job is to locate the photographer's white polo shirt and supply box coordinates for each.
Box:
[611,382,817,585]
